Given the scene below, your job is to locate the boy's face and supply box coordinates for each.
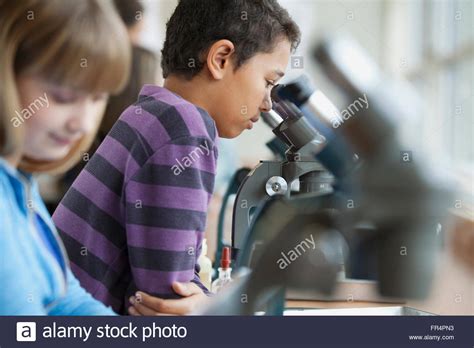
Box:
[214,39,292,138]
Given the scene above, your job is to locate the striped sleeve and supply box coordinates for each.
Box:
[124,135,217,300]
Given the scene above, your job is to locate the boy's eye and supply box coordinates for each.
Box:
[266,80,275,88]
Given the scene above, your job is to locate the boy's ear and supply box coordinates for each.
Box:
[206,39,235,80]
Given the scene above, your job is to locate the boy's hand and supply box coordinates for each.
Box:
[128,281,209,316]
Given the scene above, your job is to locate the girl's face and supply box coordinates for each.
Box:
[16,76,108,161]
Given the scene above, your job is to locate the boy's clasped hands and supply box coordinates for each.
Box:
[128,282,209,316]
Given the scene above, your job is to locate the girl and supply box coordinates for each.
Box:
[0,0,130,315]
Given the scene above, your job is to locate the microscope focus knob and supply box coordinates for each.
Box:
[265,176,288,196]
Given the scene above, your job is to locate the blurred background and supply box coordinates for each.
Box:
[139,0,473,170]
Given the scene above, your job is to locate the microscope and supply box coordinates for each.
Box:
[231,98,335,257]
[214,91,341,267]
[204,36,451,315]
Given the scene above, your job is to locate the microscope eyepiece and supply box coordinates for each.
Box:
[273,75,315,106]
[261,110,284,129]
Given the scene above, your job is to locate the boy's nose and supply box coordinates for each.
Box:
[259,96,273,113]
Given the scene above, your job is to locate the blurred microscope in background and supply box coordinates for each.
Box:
[202,36,454,315]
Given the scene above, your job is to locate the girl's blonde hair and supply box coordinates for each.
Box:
[0,0,131,173]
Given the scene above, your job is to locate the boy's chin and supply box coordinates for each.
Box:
[223,130,244,139]
[216,126,244,139]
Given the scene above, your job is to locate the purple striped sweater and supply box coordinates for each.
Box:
[52,85,218,314]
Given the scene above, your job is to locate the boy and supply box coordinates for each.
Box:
[52,0,300,315]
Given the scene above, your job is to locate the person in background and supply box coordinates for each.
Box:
[63,0,160,195]
[52,0,300,316]
[0,0,131,315]
[100,0,160,144]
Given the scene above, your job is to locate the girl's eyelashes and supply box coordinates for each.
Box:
[48,88,79,104]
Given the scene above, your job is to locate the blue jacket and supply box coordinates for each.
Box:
[0,158,115,315]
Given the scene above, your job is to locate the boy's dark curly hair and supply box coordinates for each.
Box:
[161,0,301,80]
